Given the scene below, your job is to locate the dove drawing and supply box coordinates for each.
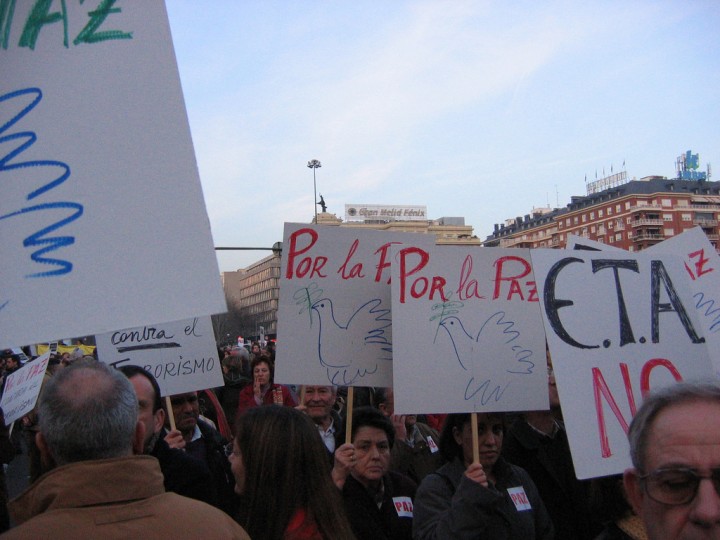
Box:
[311,297,392,385]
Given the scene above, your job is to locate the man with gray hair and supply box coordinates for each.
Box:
[4,361,249,539]
[623,381,720,540]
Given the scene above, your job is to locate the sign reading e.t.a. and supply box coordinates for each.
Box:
[531,249,712,479]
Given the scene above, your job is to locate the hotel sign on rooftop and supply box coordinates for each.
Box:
[345,204,428,223]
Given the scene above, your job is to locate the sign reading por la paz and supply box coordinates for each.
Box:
[531,249,713,479]
[96,316,222,396]
[390,244,549,415]
[0,1,225,350]
[1,352,50,425]
[275,223,435,387]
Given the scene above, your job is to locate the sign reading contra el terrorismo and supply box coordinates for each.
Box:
[96,316,222,396]
[531,249,713,479]
[0,1,226,350]
[274,223,436,387]
[390,244,548,415]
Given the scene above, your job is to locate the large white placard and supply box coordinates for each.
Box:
[1,352,50,425]
[96,316,222,396]
[391,244,548,415]
[648,227,720,377]
[531,249,713,479]
[0,1,225,349]
[275,223,435,387]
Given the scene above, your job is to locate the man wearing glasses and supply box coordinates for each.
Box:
[624,381,720,539]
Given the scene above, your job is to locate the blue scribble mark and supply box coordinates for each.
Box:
[293,283,323,324]
[694,292,720,333]
[0,87,83,283]
[465,377,510,405]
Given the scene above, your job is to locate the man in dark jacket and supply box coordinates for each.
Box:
[119,366,218,508]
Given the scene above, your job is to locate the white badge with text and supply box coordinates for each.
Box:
[507,486,532,511]
[393,496,414,517]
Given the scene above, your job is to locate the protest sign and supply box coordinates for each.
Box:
[531,249,713,478]
[391,244,548,415]
[96,316,222,396]
[275,223,435,387]
[1,352,50,425]
[0,1,225,349]
[648,227,720,376]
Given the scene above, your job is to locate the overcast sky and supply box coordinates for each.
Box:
[165,1,720,273]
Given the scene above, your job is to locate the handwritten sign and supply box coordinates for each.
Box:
[96,316,222,396]
[391,244,548,414]
[275,223,435,387]
[531,249,713,478]
[648,227,720,377]
[0,1,225,349]
[1,352,50,425]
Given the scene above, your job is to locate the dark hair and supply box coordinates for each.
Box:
[439,413,506,462]
[250,355,274,383]
[374,387,390,407]
[338,406,395,449]
[118,365,162,413]
[235,406,355,540]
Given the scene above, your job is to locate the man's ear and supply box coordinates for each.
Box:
[153,408,165,434]
[36,432,56,471]
[132,420,146,455]
[623,468,644,515]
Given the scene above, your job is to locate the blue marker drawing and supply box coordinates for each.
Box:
[0,87,84,291]
[694,291,720,333]
[311,297,392,385]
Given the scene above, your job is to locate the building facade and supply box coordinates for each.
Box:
[484,176,720,252]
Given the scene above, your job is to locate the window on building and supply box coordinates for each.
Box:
[582,214,587,223]
[573,217,578,225]
[591,225,596,233]
[616,204,621,213]
[615,233,622,242]
[663,213,673,221]
[566,218,570,226]
[664,228,674,236]
[608,207,613,215]
[625,202,631,210]
[662,199,672,207]
[599,209,604,217]
[590,212,595,220]
[627,217,631,224]
[682,214,691,221]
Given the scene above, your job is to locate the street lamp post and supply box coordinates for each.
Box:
[307,159,321,222]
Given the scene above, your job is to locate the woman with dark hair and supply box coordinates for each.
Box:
[332,406,417,540]
[230,406,356,540]
[413,412,554,539]
[236,356,296,415]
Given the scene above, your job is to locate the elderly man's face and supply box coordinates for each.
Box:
[624,399,720,540]
[304,386,336,422]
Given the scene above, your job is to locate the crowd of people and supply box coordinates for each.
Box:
[0,344,718,539]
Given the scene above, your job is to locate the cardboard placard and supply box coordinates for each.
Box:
[531,249,713,478]
[96,316,222,396]
[1,352,50,425]
[1,0,225,349]
[391,244,548,414]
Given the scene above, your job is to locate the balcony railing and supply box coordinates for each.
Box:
[632,233,665,242]
[694,218,719,227]
[633,219,664,227]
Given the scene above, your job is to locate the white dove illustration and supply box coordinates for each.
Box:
[311,297,392,385]
[439,312,534,374]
